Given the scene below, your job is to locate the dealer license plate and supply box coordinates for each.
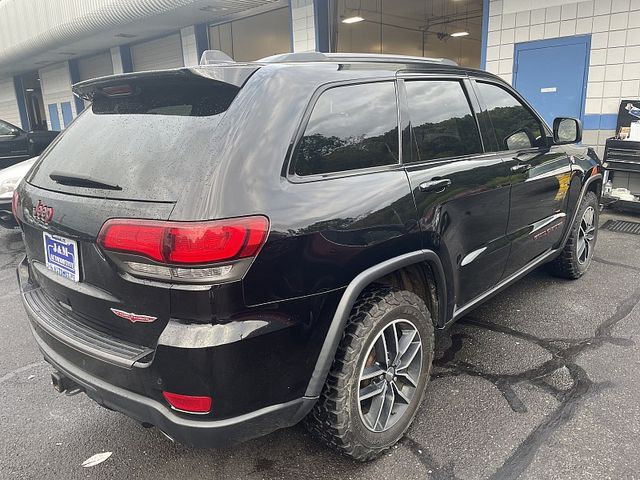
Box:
[43,232,80,282]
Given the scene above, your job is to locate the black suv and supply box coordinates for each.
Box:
[15,52,602,461]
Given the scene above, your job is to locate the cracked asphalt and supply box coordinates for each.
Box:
[1,210,640,479]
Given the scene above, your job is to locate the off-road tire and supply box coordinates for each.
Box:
[304,286,434,461]
[546,191,599,279]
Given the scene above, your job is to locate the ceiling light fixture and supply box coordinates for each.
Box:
[342,15,364,23]
[450,31,469,37]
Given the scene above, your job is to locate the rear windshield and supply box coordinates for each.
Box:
[28,78,238,202]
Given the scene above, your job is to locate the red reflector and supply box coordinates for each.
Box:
[97,216,269,265]
[11,190,19,221]
[162,391,212,414]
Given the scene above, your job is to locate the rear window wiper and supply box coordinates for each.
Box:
[49,172,122,191]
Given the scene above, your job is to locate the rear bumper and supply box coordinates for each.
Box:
[30,324,313,447]
[18,257,316,447]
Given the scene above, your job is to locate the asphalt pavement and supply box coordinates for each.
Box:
[1,210,640,479]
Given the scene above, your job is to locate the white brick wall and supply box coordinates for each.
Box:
[488,0,640,157]
[291,0,316,52]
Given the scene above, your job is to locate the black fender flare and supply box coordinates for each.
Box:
[304,250,446,398]
[560,172,602,248]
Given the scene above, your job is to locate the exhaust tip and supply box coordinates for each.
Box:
[51,371,83,395]
[51,371,65,393]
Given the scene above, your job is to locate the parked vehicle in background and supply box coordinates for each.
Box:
[0,119,58,169]
[0,156,37,228]
[14,51,603,461]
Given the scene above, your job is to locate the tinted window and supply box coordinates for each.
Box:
[294,82,398,176]
[28,78,239,202]
[477,82,545,151]
[405,80,483,162]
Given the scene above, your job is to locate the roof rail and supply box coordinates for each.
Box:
[257,51,457,66]
[258,52,329,63]
[200,49,235,65]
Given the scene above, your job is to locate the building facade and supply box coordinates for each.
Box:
[0,0,637,158]
[486,0,640,157]
[0,0,482,134]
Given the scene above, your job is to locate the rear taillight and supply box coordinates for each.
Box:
[11,190,19,222]
[97,216,269,283]
[162,391,212,414]
[98,216,269,265]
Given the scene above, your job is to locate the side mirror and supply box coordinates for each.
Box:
[9,128,20,136]
[553,117,582,145]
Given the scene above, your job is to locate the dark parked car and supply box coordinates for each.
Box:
[14,51,602,461]
[0,119,58,169]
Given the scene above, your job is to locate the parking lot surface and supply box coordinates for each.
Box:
[1,211,639,479]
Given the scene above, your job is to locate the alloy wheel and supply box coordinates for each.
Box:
[577,206,596,265]
[357,319,423,432]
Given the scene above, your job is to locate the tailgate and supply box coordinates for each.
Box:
[17,182,174,349]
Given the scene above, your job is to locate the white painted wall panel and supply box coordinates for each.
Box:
[131,34,184,71]
[78,51,114,81]
[0,77,21,127]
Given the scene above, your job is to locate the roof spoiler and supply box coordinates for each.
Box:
[72,66,258,101]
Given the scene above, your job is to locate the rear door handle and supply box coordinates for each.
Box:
[419,178,451,193]
[510,163,532,173]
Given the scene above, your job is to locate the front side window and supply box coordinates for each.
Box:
[477,82,545,151]
[294,82,398,176]
[0,121,14,135]
[405,80,483,162]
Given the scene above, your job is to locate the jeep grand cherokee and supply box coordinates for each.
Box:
[14,51,602,461]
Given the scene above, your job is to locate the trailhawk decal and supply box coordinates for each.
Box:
[533,220,565,240]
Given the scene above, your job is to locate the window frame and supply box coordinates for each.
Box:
[398,74,489,166]
[286,78,403,183]
[471,77,552,154]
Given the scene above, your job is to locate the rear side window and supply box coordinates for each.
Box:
[405,80,483,162]
[293,82,398,176]
[476,82,545,151]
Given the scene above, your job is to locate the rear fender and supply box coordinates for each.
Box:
[304,250,446,398]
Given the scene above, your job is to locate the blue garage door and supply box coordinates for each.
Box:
[513,35,591,127]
